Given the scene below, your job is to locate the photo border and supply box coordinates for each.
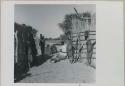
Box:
[0,1,124,86]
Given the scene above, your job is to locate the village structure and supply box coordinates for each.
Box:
[14,8,96,83]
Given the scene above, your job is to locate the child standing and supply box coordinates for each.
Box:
[86,38,96,65]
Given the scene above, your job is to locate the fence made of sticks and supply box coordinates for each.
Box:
[70,11,96,62]
[71,31,96,60]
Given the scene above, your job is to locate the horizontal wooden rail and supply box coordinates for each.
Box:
[72,57,96,59]
[73,52,96,54]
[71,47,96,49]
[72,39,96,42]
[73,31,96,34]
[80,57,96,59]
[72,34,96,37]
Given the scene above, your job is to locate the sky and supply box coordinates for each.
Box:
[15,4,95,38]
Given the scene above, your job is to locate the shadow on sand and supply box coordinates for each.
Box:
[36,55,52,66]
[14,55,52,83]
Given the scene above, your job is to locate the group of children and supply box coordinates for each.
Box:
[67,30,96,65]
[49,30,96,65]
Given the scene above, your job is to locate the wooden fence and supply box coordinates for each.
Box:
[70,14,96,61]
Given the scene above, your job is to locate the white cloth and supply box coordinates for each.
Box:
[58,44,67,56]
[59,44,67,53]
[59,52,67,57]
[34,37,41,56]
[14,31,18,63]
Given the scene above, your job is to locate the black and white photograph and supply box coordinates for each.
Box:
[14,4,96,83]
[1,1,124,86]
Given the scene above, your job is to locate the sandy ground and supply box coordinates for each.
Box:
[19,59,96,83]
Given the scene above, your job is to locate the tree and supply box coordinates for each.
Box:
[32,28,38,37]
[58,14,73,38]
[58,12,92,39]
[59,34,67,42]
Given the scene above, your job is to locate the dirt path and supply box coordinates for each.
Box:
[19,59,95,83]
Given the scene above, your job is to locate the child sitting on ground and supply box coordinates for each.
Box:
[50,49,67,63]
